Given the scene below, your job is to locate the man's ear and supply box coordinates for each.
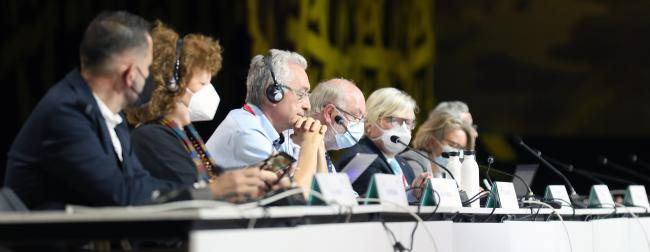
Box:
[323,104,336,124]
[122,64,136,89]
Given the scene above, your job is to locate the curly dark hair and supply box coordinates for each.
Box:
[126,20,222,125]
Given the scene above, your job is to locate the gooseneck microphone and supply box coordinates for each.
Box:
[514,137,585,207]
[545,154,636,185]
[389,135,458,183]
[335,115,359,143]
[391,135,470,203]
[485,156,495,186]
[599,156,650,183]
[541,155,606,185]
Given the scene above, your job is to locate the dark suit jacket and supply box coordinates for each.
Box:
[131,124,199,186]
[335,137,416,196]
[5,69,177,210]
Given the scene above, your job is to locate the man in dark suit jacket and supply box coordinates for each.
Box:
[4,11,273,210]
[336,137,416,196]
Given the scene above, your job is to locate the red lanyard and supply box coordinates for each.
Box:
[243,104,255,116]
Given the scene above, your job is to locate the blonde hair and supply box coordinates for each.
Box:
[365,87,418,130]
[412,112,477,153]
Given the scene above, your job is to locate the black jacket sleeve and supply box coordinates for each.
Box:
[131,124,199,186]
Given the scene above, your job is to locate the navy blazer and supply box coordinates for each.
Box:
[335,136,416,196]
[5,69,177,210]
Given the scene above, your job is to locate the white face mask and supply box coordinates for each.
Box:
[372,122,412,154]
[187,84,220,122]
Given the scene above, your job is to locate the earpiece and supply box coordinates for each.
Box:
[167,38,183,92]
[263,55,284,103]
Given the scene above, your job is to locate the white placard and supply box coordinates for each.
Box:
[591,184,614,208]
[371,174,409,207]
[311,173,358,206]
[494,182,519,209]
[428,178,462,207]
[545,185,572,209]
[627,185,650,208]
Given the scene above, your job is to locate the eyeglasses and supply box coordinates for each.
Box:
[280,85,310,101]
[334,105,364,124]
[384,116,416,130]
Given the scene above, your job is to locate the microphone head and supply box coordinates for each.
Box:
[629,154,638,163]
[389,135,400,143]
[598,156,608,165]
[334,115,345,125]
[513,136,524,145]
[487,156,494,164]
[567,164,574,172]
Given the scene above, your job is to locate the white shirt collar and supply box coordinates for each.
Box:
[92,93,123,127]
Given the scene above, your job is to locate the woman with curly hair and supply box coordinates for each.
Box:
[126,21,282,201]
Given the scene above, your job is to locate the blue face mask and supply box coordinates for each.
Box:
[332,121,364,150]
[434,155,448,169]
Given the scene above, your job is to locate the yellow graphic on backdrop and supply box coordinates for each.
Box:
[247,0,437,114]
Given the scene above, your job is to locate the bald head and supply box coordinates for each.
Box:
[309,78,366,150]
[310,78,365,116]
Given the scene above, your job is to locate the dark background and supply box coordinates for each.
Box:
[2,0,649,196]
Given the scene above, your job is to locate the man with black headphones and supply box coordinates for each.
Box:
[206,49,327,196]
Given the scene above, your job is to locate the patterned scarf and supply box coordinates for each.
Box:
[159,118,217,182]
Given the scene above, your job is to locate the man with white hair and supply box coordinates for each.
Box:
[206,49,326,194]
[280,78,366,173]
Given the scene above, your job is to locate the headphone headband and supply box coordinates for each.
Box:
[263,54,284,103]
[168,37,183,92]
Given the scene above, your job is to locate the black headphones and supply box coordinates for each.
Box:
[167,38,183,92]
[263,55,284,103]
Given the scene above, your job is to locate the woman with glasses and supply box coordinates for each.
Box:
[336,87,429,198]
[403,111,477,177]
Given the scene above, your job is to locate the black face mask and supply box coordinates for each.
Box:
[129,71,155,108]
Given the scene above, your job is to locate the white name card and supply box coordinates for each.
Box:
[309,173,358,206]
[364,174,408,207]
[494,182,519,209]
[544,185,572,209]
[625,185,650,208]
[423,178,462,207]
[588,184,614,208]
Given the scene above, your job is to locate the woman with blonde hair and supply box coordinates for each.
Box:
[336,87,429,198]
[401,111,477,177]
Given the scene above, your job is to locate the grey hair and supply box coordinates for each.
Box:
[308,78,355,116]
[245,49,308,106]
[430,101,469,119]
